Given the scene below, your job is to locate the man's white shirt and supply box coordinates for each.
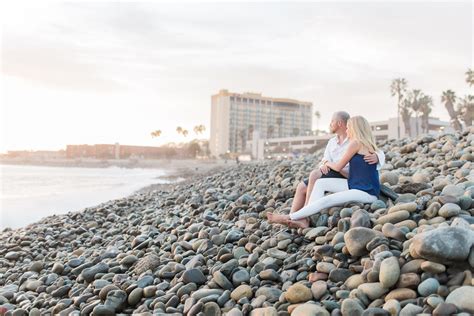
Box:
[322,136,385,174]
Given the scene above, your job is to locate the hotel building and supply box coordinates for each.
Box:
[210,89,313,157]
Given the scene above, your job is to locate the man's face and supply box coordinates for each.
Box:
[330,114,347,134]
[329,115,339,133]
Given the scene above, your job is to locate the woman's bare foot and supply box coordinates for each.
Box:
[288,218,310,229]
[267,213,291,225]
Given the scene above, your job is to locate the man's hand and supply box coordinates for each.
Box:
[364,152,379,165]
[320,164,330,175]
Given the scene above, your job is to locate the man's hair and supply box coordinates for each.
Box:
[334,111,350,124]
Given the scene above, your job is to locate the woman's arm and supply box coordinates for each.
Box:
[326,140,360,172]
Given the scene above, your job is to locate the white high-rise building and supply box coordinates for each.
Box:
[210,89,313,157]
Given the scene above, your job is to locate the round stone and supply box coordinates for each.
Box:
[420,261,446,274]
[292,303,330,316]
[341,298,364,316]
[433,303,458,316]
[213,271,234,290]
[438,203,461,218]
[29,262,43,273]
[344,227,380,257]
[385,288,417,301]
[311,281,327,300]
[316,262,336,274]
[127,288,143,306]
[52,262,64,275]
[380,172,399,185]
[232,269,250,286]
[358,283,389,300]
[203,302,221,316]
[285,283,312,304]
[417,278,439,297]
[183,268,207,285]
[379,256,400,288]
[410,227,472,263]
[383,299,401,316]
[441,184,464,197]
[259,269,280,281]
[231,285,252,301]
[445,286,474,313]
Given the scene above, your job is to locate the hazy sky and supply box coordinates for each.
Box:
[1,1,472,152]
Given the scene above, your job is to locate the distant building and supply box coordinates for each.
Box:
[210,89,313,157]
[249,116,452,160]
[371,117,451,141]
[66,144,166,159]
[2,150,65,159]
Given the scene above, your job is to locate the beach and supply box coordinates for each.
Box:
[0,129,473,315]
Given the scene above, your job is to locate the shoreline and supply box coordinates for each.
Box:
[0,157,229,170]
[0,160,238,230]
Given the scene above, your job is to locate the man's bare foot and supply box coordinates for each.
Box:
[267,213,291,225]
[288,218,310,229]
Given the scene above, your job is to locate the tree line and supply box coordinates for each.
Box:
[391,68,473,138]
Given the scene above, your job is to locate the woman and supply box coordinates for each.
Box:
[267,116,380,228]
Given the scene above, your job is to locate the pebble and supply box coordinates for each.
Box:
[285,283,312,304]
[379,256,400,288]
[438,203,461,218]
[445,286,474,313]
[292,303,330,316]
[231,285,252,301]
[0,129,473,315]
[341,298,364,316]
[417,278,440,296]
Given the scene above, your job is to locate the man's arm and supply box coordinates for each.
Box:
[363,150,385,170]
[326,141,359,172]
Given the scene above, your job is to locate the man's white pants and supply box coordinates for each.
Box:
[289,178,377,221]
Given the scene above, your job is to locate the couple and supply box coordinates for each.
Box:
[268,111,384,228]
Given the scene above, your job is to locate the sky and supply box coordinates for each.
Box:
[0,1,472,153]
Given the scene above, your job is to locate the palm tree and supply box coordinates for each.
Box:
[267,125,274,139]
[466,68,474,87]
[314,111,321,131]
[441,90,462,131]
[151,130,162,138]
[408,89,423,137]
[276,117,283,138]
[182,129,189,137]
[419,95,433,134]
[390,78,408,139]
[193,124,206,135]
[457,95,474,128]
[401,99,413,137]
[176,126,183,135]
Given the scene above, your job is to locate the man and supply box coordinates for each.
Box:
[288,111,386,228]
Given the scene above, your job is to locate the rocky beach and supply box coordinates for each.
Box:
[1,128,473,316]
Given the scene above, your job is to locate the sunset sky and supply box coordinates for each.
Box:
[1,1,472,153]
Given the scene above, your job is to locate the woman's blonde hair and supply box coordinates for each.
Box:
[347,116,378,153]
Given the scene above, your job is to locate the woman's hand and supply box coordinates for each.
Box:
[320,161,330,175]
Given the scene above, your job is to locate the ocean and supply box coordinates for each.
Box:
[0,164,169,229]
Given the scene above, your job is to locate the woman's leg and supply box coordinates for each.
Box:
[289,189,377,221]
[307,178,349,205]
[303,169,323,206]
